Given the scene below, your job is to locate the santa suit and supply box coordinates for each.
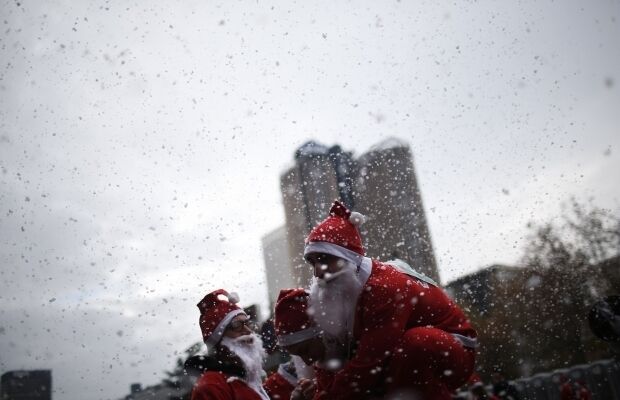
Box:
[314,259,477,400]
[191,290,270,400]
[192,371,269,400]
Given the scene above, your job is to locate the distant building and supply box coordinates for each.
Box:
[444,264,519,315]
[123,382,192,400]
[280,141,353,285]
[355,139,438,282]
[1,370,51,400]
[262,226,296,308]
[278,138,439,286]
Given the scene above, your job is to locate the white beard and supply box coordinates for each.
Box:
[308,260,364,367]
[220,333,266,387]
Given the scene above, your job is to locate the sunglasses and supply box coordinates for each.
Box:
[226,319,256,332]
[305,253,335,265]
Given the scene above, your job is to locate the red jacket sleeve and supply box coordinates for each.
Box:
[316,278,412,399]
[192,372,235,400]
[314,367,335,398]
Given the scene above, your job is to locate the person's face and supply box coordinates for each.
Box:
[305,252,344,279]
[223,314,254,340]
[284,336,325,365]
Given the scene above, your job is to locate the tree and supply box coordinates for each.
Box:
[161,342,204,399]
[470,199,620,380]
[516,199,619,372]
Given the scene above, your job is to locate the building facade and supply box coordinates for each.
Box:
[354,139,438,282]
[262,226,296,308]
[1,370,51,400]
[280,141,354,285]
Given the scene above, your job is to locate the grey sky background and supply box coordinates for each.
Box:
[1,0,619,399]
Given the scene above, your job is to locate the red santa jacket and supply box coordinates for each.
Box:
[192,371,267,400]
[316,260,477,399]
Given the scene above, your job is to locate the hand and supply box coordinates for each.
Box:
[290,378,316,400]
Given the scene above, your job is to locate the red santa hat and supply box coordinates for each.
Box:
[197,289,246,347]
[304,200,366,264]
[274,288,321,347]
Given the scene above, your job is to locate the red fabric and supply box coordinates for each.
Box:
[197,289,242,344]
[305,201,364,255]
[191,371,263,400]
[314,261,477,400]
[578,386,592,400]
[263,372,295,400]
[314,368,335,399]
[274,288,314,336]
[560,382,574,400]
[386,327,476,399]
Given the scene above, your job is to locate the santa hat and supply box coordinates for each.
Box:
[304,200,366,264]
[197,289,245,347]
[274,288,321,347]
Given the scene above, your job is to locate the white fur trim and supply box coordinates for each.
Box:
[386,259,438,286]
[452,333,479,349]
[277,363,299,386]
[349,211,366,227]
[304,242,372,287]
[277,326,322,347]
[358,257,372,286]
[227,292,240,304]
[304,242,364,266]
[205,309,246,347]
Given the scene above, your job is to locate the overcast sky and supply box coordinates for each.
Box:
[1,0,619,399]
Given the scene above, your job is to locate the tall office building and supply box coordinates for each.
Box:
[278,138,439,286]
[261,226,295,308]
[355,139,439,282]
[280,141,356,285]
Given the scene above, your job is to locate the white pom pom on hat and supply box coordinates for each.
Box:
[227,292,240,304]
[349,211,366,227]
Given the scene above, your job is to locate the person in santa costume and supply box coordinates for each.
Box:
[271,288,323,400]
[188,289,271,400]
[305,200,478,400]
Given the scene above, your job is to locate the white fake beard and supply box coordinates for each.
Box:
[220,333,266,386]
[308,261,364,341]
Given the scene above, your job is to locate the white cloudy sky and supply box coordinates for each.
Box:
[1,0,618,399]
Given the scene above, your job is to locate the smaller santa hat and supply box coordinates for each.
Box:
[197,289,245,347]
[274,288,321,347]
[304,200,366,264]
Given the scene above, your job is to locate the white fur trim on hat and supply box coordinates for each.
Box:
[304,242,372,287]
[277,326,322,347]
[205,309,246,347]
[349,211,366,227]
[304,241,364,266]
[227,292,240,304]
